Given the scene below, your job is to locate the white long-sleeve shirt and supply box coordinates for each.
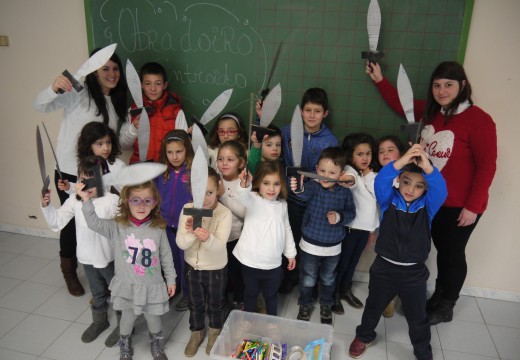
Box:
[233,185,296,270]
[344,165,379,231]
[40,193,119,268]
[33,85,121,175]
[218,178,246,241]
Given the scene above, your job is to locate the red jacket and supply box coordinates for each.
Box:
[375,78,497,214]
[129,91,182,163]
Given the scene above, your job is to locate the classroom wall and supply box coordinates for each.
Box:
[1,0,518,299]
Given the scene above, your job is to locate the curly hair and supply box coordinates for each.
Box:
[77,121,121,164]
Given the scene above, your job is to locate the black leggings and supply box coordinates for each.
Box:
[54,170,77,259]
[431,207,481,301]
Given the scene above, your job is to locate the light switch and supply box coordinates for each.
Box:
[0,36,10,46]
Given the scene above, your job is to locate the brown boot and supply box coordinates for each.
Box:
[206,327,222,355]
[60,256,85,296]
[382,299,395,318]
[184,330,204,357]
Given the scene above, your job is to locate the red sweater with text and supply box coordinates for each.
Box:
[375,78,497,214]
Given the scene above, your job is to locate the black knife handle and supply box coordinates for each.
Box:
[57,69,84,94]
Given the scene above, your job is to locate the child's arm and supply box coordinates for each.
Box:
[290,176,317,201]
[374,162,400,209]
[247,133,262,174]
[337,190,356,226]
[176,207,199,250]
[200,207,232,253]
[282,203,297,270]
[423,167,448,222]
[78,183,117,240]
[118,117,138,150]
[40,191,76,231]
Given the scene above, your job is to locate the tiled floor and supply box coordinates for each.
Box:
[0,231,519,360]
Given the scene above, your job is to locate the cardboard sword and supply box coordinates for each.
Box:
[41,122,62,179]
[183,147,213,229]
[251,83,282,141]
[191,88,234,136]
[36,125,50,196]
[361,0,384,65]
[286,105,305,191]
[397,64,422,143]
[260,40,283,102]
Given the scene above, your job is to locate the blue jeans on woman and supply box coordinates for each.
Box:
[299,250,339,306]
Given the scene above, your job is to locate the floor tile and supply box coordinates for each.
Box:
[443,350,500,360]
[384,311,441,348]
[41,322,105,360]
[0,281,60,312]
[0,254,52,281]
[437,320,498,357]
[0,233,41,254]
[386,341,444,359]
[27,259,65,287]
[0,308,28,338]
[0,348,38,360]
[488,324,520,360]
[0,314,70,355]
[34,287,90,321]
[0,275,22,299]
[0,250,16,266]
[477,297,520,329]
[453,295,485,323]
[21,238,59,260]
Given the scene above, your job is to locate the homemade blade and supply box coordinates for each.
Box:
[41,122,62,179]
[290,104,304,168]
[297,170,354,185]
[175,109,189,132]
[36,125,50,196]
[191,123,209,163]
[93,163,166,189]
[138,108,151,162]
[260,41,283,100]
[259,83,282,128]
[397,64,415,124]
[59,43,117,93]
[126,59,144,108]
[367,0,381,52]
[183,148,213,229]
[200,88,233,125]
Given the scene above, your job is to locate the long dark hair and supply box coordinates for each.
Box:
[84,48,128,127]
[424,61,473,124]
[158,129,194,182]
[77,121,121,164]
[208,112,248,149]
[252,160,288,200]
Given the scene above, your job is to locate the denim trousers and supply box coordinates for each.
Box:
[299,250,339,306]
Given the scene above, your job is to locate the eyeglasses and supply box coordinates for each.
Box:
[217,129,239,136]
[128,197,156,206]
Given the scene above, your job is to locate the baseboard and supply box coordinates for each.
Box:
[0,223,59,239]
[353,270,520,303]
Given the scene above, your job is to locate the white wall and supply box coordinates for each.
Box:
[1,0,519,298]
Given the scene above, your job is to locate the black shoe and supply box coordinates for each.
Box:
[428,297,455,325]
[297,305,312,321]
[343,289,364,309]
[278,278,297,294]
[426,290,443,312]
[331,293,345,315]
[320,305,333,324]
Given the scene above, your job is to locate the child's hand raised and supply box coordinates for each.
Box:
[251,131,261,149]
[338,173,356,187]
[194,227,210,242]
[57,178,70,191]
[52,74,73,93]
[290,175,304,192]
[167,284,176,298]
[255,99,262,118]
[41,190,51,208]
[415,150,434,174]
[131,113,141,129]
[185,217,194,232]
[394,144,423,170]
[75,182,90,202]
[239,169,252,188]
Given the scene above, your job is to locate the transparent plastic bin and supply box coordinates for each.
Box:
[210,310,334,360]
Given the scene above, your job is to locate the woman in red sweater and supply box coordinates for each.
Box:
[366,61,497,325]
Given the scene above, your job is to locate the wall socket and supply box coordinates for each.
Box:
[0,36,10,46]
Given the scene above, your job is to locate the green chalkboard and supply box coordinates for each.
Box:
[85,0,473,139]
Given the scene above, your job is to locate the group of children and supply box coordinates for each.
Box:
[38,58,447,360]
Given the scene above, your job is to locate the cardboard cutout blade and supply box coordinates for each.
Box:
[58,43,117,94]
[400,119,424,144]
[138,108,151,162]
[297,170,354,185]
[191,123,209,164]
[175,109,189,132]
[200,88,233,125]
[36,126,50,196]
[361,0,384,63]
[41,122,62,179]
[250,124,277,142]
[260,41,283,101]
[260,83,282,127]
[83,163,167,196]
[397,64,415,124]
[126,59,144,108]
[183,148,213,229]
[286,105,305,191]
[191,115,208,136]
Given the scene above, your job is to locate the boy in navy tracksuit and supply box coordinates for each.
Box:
[349,144,447,360]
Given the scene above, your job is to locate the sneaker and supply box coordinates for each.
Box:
[349,337,371,359]
[320,305,332,324]
[175,297,189,311]
[297,305,311,321]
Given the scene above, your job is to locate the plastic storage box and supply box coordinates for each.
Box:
[210,310,334,360]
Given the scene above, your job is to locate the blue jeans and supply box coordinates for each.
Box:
[299,251,339,306]
[83,261,115,310]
